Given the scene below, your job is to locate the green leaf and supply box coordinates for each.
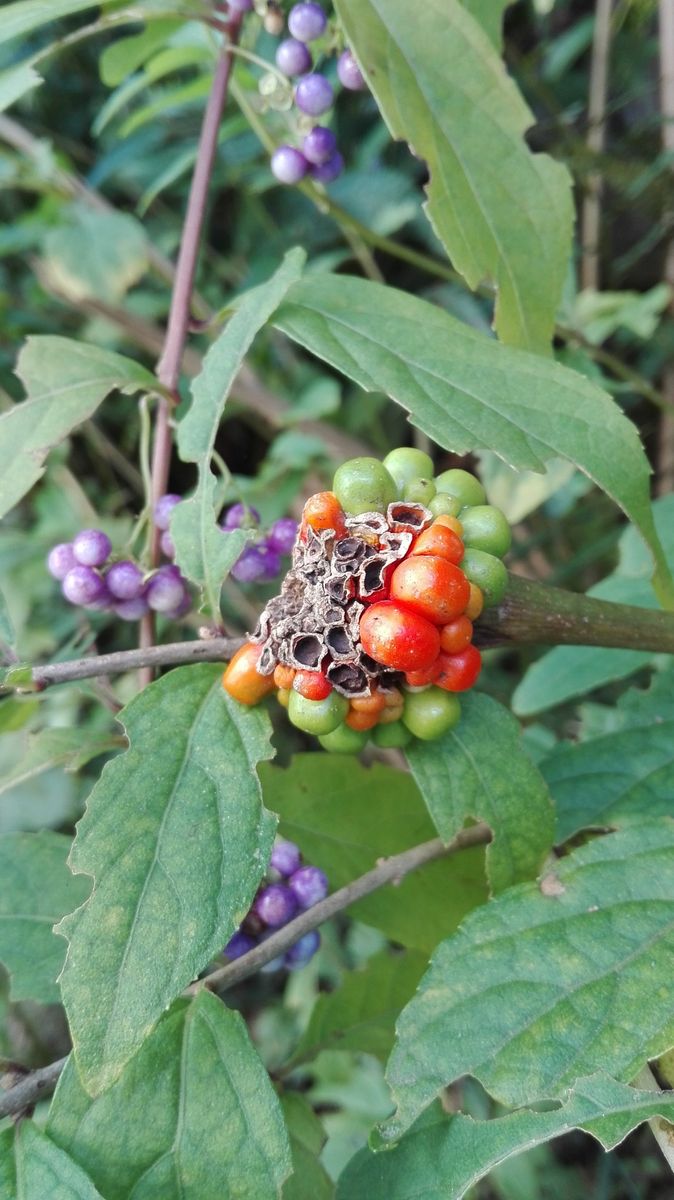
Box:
[0,728,118,799]
[173,249,305,612]
[334,0,573,351]
[0,62,43,113]
[47,992,292,1200]
[406,693,553,892]
[0,0,112,45]
[0,586,15,648]
[3,1123,104,1200]
[461,0,511,48]
[1,337,156,520]
[288,949,428,1070]
[57,664,276,1095]
[99,19,183,86]
[542,666,674,841]
[274,275,672,603]
[282,1094,334,1200]
[261,755,488,954]
[0,1129,15,1197]
[513,494,674,715]
[383,820,674,1139]
[0,832,90,1003]
[43,206,149,303]
[337,1073,674,1199]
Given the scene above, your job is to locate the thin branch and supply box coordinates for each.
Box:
[0,826,491,1118]
[657,0,674,496]
[581,0,614,290]
[23,638,242,691]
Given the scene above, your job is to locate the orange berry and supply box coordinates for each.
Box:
[293,670,333,701]
[360,600,440,673]
[302,491,347,537]
[378,703,405,725]
[222,642,275,706]
[465,583,484,620]
[346,708,380,732]
[274,663,296,690]
[439,615,473,655]
[350,688,387,715]
[434,645,482,693]
[433,514,463,537]
[390,555,470,625]
[410,523,464,565]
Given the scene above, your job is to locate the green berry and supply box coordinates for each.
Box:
[403,477,436,505]
[429,491,462,518]
[461,548,508,607]
[434,468,486,509]
[383,448,434,495]
[318,723,369,753]
[333,457,397,515]
[372,720,412,748]
[288,689,349,735]
[460,505,511,558]
[402,687,461,741]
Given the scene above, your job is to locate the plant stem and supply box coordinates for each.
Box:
[0,1056,68,1120]
[477,572,674,652]
[581,0,614,290]
[20,639,243,691]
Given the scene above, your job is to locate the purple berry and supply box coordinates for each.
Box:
[267,517,298,555]
[47,543,77,581]
[105,560,144,601]
[303,125,337,165]
[62,566,107,607]
[231,543,281,583]
[72,529,112,568]
[228,0,254,10]
[295,73,334,117]
[164,591,192,620]
[270,839,302,878]
[222,502,260,530]
[288,2,327,42]
[160,530,175,559]
[276,38,312,77]
[258,544,282,581]
[115,595,150,621]
[145,565,188,613]
[224,931,256,959]
[285,930,320,969]
[271,145,309,185]
[310,151,344,184]
[254,883,298,928]
[154,493,181,531]
[289,865,328,909]
[337,48,366,91]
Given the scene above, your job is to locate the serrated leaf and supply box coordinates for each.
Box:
[0,832,90,1003]
[57,664,276,1095]
[513,494,674,715]
[383,821,674,1139]
[0,728,118,799]
[173,250,305,612]
[47,992,292,1200]
[282,1094,334,1200]
[42,206,149,303]
[406,693,553,892]
[3,1122,104,1200]
[288,949,428,1070]
[273,275,672,603]
[335,0,573,351]
[337,1073,674,1199]
[542,666,674,841]
[1,337,156,520]
[260,755,488,954]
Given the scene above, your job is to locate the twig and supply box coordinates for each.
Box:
[581,0,614,290]
[21,638,242,691]
[0,826,490,1118]
[657,0,674,495]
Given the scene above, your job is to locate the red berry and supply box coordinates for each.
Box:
[390,555,470,625]
[434,645,482,692]
[222,643,275,706]
[439,615,473,655]
[359,600,440,672]
[346,708,380,732]
[293,670,332,701]
[411,523,464,565]
[302,491,347,537]
[405,662,440,688]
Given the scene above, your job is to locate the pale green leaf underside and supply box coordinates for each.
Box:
[47,993,291,1200]
[406,692,553,892]
[273,275,671,602]
[4,1122,104,1200]
[0,832,90,1004]
[335,0,573,351]
[0,62,43,113]
[384,821,674,1138]
[174,250,304,611]
[43,207,149,304]
[57,664,276,1096]
[338,1073,674,1200]
[2,337,155,520]
[0,0,112,45]
[261,755,488,954]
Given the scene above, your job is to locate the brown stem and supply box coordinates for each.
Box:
[0,1056,68,1120]
[581,0,613,290]
[17,638,243,691]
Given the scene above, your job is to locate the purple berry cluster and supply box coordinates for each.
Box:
[47,494,190,622]
[224,502,299,585]
[224,837,327,971]
[261,3,366,187]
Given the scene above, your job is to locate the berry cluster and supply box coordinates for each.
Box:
[222,450,511,748]
[224,837,327,970]
[225,503,298,585]
[254,2,366,186]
